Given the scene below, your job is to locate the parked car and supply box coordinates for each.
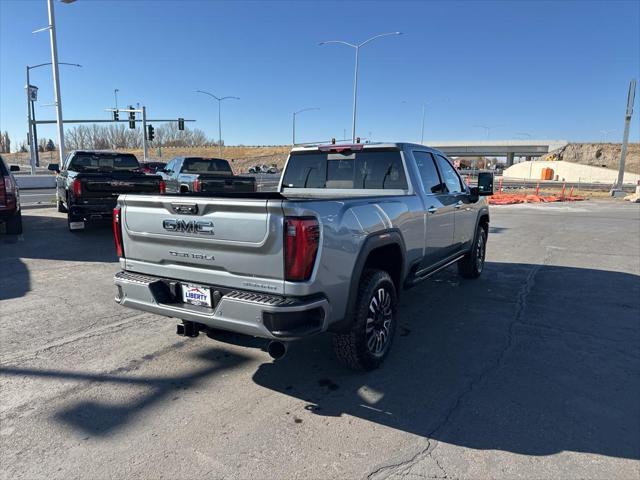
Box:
[160,157,256,194]
[0,156,22,234]
[248,164,277,174]
[51,150,164,232]
[113,142,493,370]
[140,161,167,174]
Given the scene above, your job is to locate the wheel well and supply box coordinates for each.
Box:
[479,214,489,232]
[363,243,403,292]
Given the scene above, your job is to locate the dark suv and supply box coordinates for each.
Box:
[0,155,22,234]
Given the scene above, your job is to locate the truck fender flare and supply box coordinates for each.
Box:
[475,207,490,234]
[329,229,406,333]
[467,208,490,252]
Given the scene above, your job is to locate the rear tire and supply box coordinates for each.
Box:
[57,199,67,213]
[332,269,397,371]
[5,211,23,235]
[458,225,487,279]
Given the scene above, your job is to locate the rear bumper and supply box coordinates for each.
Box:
[69,198,116,221]
[113,271,329,340]
[0,207,18,219]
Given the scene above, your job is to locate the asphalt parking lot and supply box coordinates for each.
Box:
[1,201,639,479]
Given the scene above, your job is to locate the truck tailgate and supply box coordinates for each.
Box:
[81,173,162,197]
[120,194,286,294]
[199,175,256,193]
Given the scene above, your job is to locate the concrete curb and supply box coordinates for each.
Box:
[15,175,56,189]
[21,203,56,210]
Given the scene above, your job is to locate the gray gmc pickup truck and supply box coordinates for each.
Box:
[113,142,492,370]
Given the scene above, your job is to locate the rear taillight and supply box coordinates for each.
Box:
[284,217,320,281]
[4,176,15,194]
[72,178,82,197]
[193,178,200,192]
[2,176,15,208]
[159,180,166,194]
[113,207,124,257]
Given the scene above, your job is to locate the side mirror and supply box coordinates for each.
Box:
[48,163,60,173]
[477,172,494,196]
[9,165,20,172]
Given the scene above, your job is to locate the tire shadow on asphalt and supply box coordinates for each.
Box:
[252,261,640,461]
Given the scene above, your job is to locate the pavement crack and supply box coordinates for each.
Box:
[366,250,551,480]
[0,313,159,365]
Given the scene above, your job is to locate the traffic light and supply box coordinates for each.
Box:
[128,106,136,129]
[147,124,155,142]
[178,118,185,131]
[113,110,119,121]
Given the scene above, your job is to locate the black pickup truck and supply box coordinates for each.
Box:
[160,157,256,194]
[50,150,163,231]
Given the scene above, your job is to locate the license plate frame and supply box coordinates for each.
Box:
[181,283,212,307]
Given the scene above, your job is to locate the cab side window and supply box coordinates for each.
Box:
[435,154,464,194]
[165,159,177,174]
[413,151,445,194]
[63,153,74,170]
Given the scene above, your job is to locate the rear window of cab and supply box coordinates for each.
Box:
[282,149,407,189]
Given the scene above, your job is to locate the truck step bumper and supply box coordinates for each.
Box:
[114,271,329,340]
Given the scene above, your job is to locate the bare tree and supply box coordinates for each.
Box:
[0,132,10,153]
[38,137,49,152]
[64,124,210,150]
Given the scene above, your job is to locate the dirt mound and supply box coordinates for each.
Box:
[2,146,291,174]
[542,143,639,174]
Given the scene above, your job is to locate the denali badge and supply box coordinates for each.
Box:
[163,219,214,235]
[169,251,215,261]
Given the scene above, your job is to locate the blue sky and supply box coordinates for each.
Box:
[1,0,638,148]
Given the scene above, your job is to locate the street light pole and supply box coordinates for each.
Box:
[614,78,636,193]
[114,89,119,110]
[195,90,239,156]
[351,46,360,143]
[218,100,222,154]
[421,103,426,144]
[319,32,402,143]
[25,66,35,174]
[473,124,500,139]
[46,0,66,166]
[292,107,319,145]
[25,61,81,173]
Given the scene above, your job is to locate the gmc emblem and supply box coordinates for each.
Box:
[162,219,214,235]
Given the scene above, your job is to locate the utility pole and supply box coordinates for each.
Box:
[612,79,636,195]
[142,106,148,162]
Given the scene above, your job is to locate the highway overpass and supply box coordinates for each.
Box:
[426,140,569,166]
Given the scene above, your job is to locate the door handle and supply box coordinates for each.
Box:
[427,206,438,214]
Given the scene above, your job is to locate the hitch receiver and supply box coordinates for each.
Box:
[177,321,200,337]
